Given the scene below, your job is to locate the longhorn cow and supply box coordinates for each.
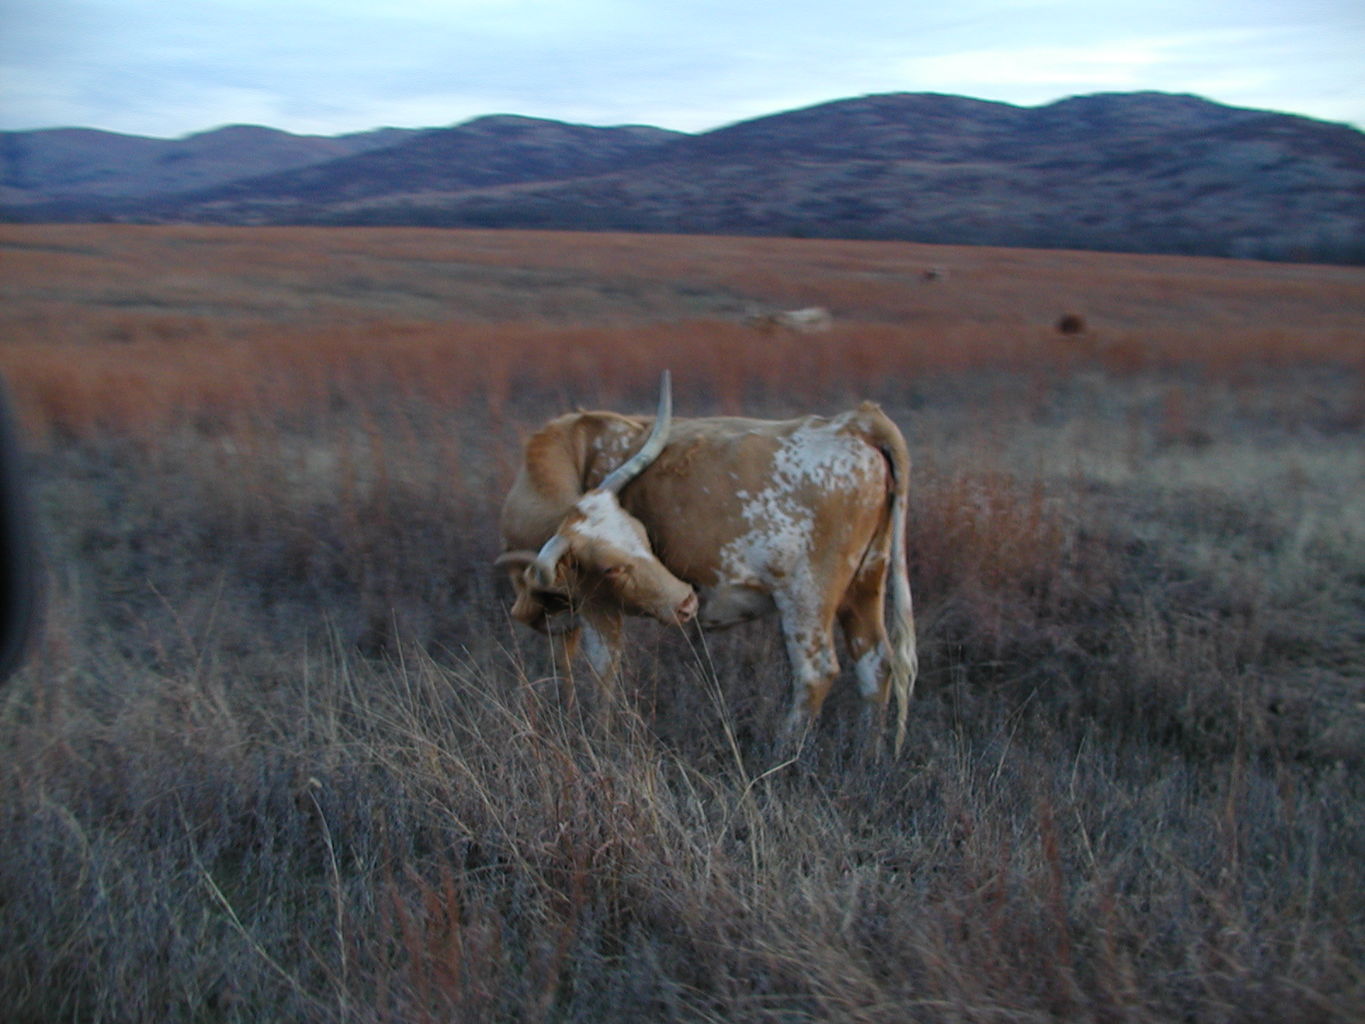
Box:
[496,373,917,753]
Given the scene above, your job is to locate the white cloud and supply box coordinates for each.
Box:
[907,46,1152,91]
[902,31,1264,93]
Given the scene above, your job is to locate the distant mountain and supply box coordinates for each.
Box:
[165,116,685,218]
[0,124,415,206]
[4,93,1362,262]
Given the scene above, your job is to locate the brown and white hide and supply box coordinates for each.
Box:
[496,374,917,754]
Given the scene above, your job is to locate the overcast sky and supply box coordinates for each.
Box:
[2,1,1361,138]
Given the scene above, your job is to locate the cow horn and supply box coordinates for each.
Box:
[496,541,571,593]
[494,550,538,571]
[528,532,572,591]
[599,370,672,495]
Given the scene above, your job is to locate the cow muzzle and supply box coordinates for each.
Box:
[672,590,699,625]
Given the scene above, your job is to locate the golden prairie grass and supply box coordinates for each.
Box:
[0,224,1362,1022]
[4,224,1361,439]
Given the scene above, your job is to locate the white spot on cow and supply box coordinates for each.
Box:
[773,416,876,492]
[580,620,618,678]
[591,426,636,467]
[719,421,876,581]
[704,420,884,652]
[572,490,652,558]
[854,647,885,698]
[709,419,884,646]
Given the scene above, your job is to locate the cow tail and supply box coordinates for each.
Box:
[873,409,918,756]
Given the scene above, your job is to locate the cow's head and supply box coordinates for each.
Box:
[496,372,698,628]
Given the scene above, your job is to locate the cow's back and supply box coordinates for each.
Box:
[504,406,900,586]
[616,412,891,589]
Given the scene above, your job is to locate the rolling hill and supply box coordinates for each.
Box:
[3,92,1362,262]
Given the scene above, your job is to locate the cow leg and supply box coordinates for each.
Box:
[579,612,622,682]
[775,593,840,750]
[578,611,625,733]
[839,566,893,758]
[542,612,623,731]
[548,625,582,714]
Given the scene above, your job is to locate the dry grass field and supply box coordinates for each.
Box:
[1,223,1363,1022]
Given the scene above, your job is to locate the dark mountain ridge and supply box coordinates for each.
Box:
[3,92,1362,262]
[199,116,684,205]
[0,124,414,202]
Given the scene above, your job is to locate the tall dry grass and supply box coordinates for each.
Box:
[0,225,1362,1021]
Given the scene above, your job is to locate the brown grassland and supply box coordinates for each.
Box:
[1,223,1363,1022]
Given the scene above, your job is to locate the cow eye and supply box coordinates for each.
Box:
[535,590,571,613]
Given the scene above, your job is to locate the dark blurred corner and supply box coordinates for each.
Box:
[0,376,40,684]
